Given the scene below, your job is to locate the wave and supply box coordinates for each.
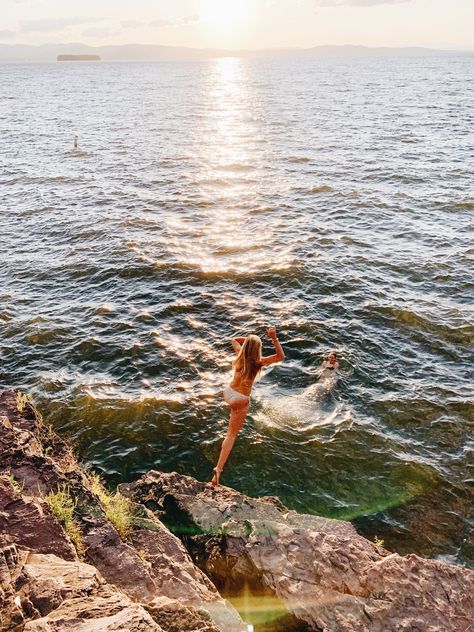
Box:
[254,371,347,436]
[309,184,333,193]
[4,174,86,185]
[66,150,91,158]
[25,326,72,346]
[248,205,273,215]
[287,156,311,164]
[212,244,265,256]
[256,400,351,436]
[447,199,474,212]
[217,162,253,173]
[190,176,259,187]
[368,304,474,345]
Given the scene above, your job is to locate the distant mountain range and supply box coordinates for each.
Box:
[0,42,465,62]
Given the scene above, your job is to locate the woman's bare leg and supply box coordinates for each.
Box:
[211,401,249,486]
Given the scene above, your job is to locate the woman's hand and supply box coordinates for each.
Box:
[267,326,277,339]
[261,327,285,366]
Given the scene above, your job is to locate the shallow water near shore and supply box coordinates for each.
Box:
[0,54,473,568]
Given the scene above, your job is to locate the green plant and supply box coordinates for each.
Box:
[6,472,23,494]
[374,535,385,550]
[197,608,212,622]
[16,392,32,414]
[45,486,85,557]
[43,423,56,442]
[89,472,134,538]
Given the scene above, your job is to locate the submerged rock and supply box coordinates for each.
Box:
[121,470,474,632]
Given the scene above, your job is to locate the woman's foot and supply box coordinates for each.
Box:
[210,467,222,487]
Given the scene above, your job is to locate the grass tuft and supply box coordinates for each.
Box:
[16,392,32,414]
[374,535,385,550]
[89,472,134,538]
[6,472,23,494]
[45,486,85,557]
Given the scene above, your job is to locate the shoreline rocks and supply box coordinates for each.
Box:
[1,389,473,631]
[0,391,244,632]
[120,470,474,631]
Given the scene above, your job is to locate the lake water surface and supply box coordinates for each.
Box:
[1,54,473,567]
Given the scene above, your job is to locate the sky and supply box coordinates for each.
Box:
[1,0,473,50]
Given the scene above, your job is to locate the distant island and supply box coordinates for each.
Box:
[0,42,467,63]
[57,54,100,62]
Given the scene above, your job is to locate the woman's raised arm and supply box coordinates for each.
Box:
[261,327,285,366]
[231,336,246,354]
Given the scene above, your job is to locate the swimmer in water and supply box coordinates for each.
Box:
[320,351,339,372]
[210,326,285,487]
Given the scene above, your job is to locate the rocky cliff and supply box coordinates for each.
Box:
[1,390,473,631]
[0,391,243,632]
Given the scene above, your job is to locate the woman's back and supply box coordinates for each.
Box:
[230,365,260,396]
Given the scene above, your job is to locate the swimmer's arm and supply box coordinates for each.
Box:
[261,328,285,366]
[231,337,245,354]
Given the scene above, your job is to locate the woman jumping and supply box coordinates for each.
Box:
[210,326,285,487]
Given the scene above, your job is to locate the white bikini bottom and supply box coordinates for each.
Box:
[223,385,250,406]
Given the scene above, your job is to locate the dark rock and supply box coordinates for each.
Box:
[83,517,157,601]
[0,478,77,562]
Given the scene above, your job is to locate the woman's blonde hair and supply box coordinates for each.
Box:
[234,335,262,382]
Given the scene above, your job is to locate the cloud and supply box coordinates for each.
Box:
[149,18,173,28]
[181,14,200,25]
[121,19,143,29]
[19,16,100,33]
[315,0,409,5]
[0,30,17,39]
[81,27,118,39]
[149,14,202,29]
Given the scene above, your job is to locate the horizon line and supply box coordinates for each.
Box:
[2,41,473,52]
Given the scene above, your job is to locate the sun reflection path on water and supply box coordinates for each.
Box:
[134,57,297,276]
[205,57,254,169]
[182,57,264,274]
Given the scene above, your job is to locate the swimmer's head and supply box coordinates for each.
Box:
[328,351,337,363]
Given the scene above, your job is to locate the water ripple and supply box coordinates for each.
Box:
[0,53,472,568]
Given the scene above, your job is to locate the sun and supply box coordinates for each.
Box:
[201,0,253,31]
